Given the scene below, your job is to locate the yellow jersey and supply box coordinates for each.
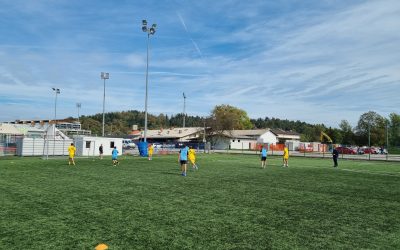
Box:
[68,145,76,157]
[283,147,289,159]
[188,149,196,161]
[148,145,154,155]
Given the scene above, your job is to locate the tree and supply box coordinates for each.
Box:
[356,111,386,146]
[326,127,343,144]
[339,120,355,145]
[389,113,400,146]
[209,104,253,134]
[80,117,102,136]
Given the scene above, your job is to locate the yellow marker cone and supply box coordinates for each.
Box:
[95,243,108,250]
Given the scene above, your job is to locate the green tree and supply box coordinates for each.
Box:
[326,127,342,144]
[80,117,102,136]
[209,104,253,134]
[356,111,386,146]
[389,113,400,146]
[339,120,355,145]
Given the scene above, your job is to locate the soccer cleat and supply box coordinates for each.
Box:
[182,172,187,176]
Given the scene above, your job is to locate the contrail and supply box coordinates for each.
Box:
[177,12,203,58]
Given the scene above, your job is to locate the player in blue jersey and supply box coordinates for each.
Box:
[260,145,268,169]
[112,146,119,166]
[178,144,189,176]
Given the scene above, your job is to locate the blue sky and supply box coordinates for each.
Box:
[0,0,399,127]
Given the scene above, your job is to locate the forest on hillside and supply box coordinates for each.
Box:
[73,107,399,148]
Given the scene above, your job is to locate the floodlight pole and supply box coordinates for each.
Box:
[52,87,60,156]
[386,120,389,160]
[76,103,81,123]
[368,121,371,161]
[52,88,60,123]
[101,72,109,137]
[203,117,206,153]
[183,92,186,128]
[144,33,149,142]
[142,19,156,142]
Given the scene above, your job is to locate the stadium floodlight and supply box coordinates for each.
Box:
[150,24,156,35]
[183,92,186,128]
[141,19,157,142]
[52,88,60,123]
[76,103,81,123]
[101,72,109,137]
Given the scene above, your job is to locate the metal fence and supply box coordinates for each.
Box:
[0,134,21,156]
[217,143,400,162]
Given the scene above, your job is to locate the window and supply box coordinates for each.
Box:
[110,141,115,148]
[85,141,91,148]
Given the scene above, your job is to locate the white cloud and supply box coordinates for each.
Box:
[1,0,399,128]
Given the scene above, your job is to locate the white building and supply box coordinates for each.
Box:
[141,127,204,142]
[213,129,301,150]
[73,136,123,157]
[0,123,23,135]
[226,129,269,150]
[257,130,279,144]
[15,125,73,156]
[3,119,91,136]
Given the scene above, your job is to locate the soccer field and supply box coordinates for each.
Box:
[1,154,400,249]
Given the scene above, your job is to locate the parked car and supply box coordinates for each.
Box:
[363,147,379,154]
[356,147,365,155]
[122,139,136,149]
[335,146,357,154]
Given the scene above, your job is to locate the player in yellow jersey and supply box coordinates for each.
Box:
[282,145,289,167]
[148,144,154,160]
[68,143,76,166]
[188,146,198,170]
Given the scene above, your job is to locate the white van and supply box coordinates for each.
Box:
[122,139,136,149]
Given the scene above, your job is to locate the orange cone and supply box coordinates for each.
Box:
[95,243,108,250]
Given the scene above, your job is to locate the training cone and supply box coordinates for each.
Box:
[95,243,108,250]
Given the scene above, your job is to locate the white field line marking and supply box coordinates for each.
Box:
[293,164,400,177]
[208,158,400,177]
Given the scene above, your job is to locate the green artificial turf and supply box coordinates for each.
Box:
[1,154,400,249]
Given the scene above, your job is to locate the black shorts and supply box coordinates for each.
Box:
[180,160,187,165]
[261,156,267,161]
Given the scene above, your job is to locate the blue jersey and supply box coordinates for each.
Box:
[261,148,267,157]
[112,149,119,158]
[179,147,188,161]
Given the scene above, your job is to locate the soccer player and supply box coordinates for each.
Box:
[332,147,339,167]
[148,144,154,161]
[282,145,289,167]
[68,143,76,166]
[188,146,198,170]
[99,144,103,160]
[260,145,268,168]
[178,144,189,176]
[112,146,119,166]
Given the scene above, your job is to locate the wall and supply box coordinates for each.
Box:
[16,137,73,156]
[74,137,123,156]
[258,131,278,144]
[230,139,257,150]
